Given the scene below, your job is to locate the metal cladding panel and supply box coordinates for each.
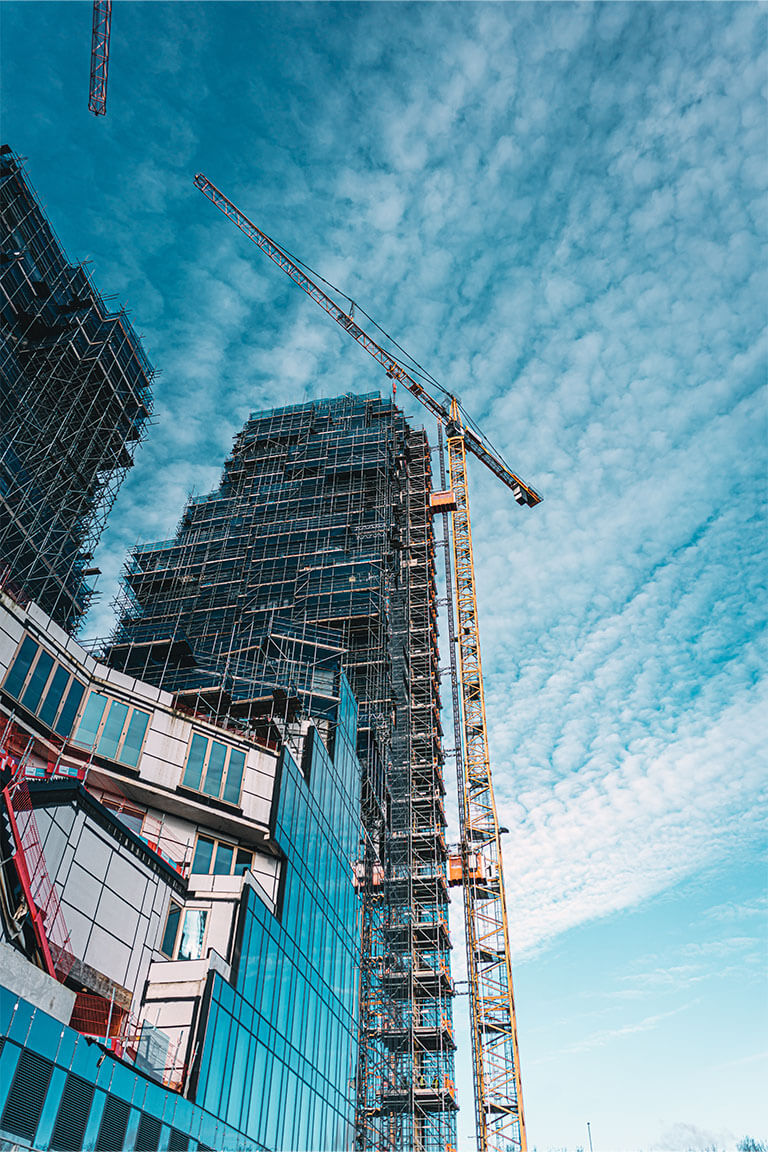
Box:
[1,1047,53,1142]
[97,1094,131,1152]
[49,1072,94,1152]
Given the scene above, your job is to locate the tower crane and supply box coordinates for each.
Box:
[194,173,540,1152]
[88,1,112,116]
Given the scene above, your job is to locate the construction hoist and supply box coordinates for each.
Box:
[194,173,540,1152]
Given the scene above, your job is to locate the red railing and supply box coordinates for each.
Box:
[70,991,187,1089]
[1,719,74,982]
[2,773,75,981]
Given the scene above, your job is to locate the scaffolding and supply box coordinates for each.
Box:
[100,392,457,1152]
[0,146,154,633]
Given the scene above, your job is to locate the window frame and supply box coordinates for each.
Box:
[159,900,209,961]
[73,691,151,767]
[2,635,86,737]
[181,734,248,806]
[190,832,253,878]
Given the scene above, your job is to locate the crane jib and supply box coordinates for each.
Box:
[194,173,541,509]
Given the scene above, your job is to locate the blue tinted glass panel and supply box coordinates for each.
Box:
[97,701,129,759]
[3,636,38,698]
[183,734,208,790]
[178,910,207,960]
[213,843,234,875]
[222,749,245,805]
[192,836,214,874]
[161,902,181,956]
[119,709,149,767]
[21,650,54,712]
[54,680,85,737]
[203,741,227,798]
[38,665,70,727]
[73,692,107,748]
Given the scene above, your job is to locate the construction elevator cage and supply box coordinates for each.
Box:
[100,392,458,1152]
[0,147,154,633]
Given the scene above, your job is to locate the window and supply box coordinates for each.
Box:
[191,833,253,877]
[161,902,182,957]
[74,692,108,748]
[21,649,53,712]
[97,700,129,759]
[159,901,208,961]
[178,909,207,960]
[38,665,70,727]
[2,635,85,737]
[3,635,38,698]
[54,679,85,738]
[121,709,150,767]
[73,692,150,767]
[181,735,247,805]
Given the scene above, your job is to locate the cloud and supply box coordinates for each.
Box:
[3,0,765,1073]
[652,1121,737,1152]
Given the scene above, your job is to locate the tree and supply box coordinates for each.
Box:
[737,1139,768,1152]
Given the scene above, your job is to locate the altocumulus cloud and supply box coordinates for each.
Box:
[4,0,763,963]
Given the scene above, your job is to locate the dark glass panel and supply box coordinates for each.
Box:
[203,740,227,798]
[213,842,234,876]
[191,836,214,875]
[120,708,149,767]
[182,733,207,790]
[97,700,129,760]
[38,664,70,727]
[222,748,245,805]
[21,649,54,712]
[161,902,181,957]
[54,679,85,737]
[3,635,38,698]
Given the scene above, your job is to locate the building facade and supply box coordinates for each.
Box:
[0,146,154,633]
[103,394,458,1152]
[0,580,361,1150]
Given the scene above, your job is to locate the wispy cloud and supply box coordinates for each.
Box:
[2,3,766,1146]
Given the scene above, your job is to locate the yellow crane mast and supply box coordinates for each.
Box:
[194,173,540,1152]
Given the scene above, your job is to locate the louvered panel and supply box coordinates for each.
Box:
[50,1072,95,1151]
[135,1110,162,1152]
[0,1048,53,1141]
[97,1094,131,1152]
[167,1127,190,1151]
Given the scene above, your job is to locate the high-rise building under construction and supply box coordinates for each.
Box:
[104,392,458,1152]
[0,146,154,633]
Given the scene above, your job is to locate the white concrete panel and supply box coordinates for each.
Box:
[100,667,141,694]
[36,810,69,880]
[144,1000,196,1029]
[97,885,140,944]
[74,823,112,881]
[85,923,131,986]
[66,860,104,921]
[105,850,148,905]
[59,900,94,960]
[205,903,235,959]
[241,794,271,826]
[0,604,23,675]
[53,804,76,837]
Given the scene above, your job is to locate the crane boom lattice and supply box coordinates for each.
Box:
[89,0,112,116]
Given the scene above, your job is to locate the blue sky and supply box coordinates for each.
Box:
[2,3,766,1149]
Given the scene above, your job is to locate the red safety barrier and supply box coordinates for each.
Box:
[2,773,74,981]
